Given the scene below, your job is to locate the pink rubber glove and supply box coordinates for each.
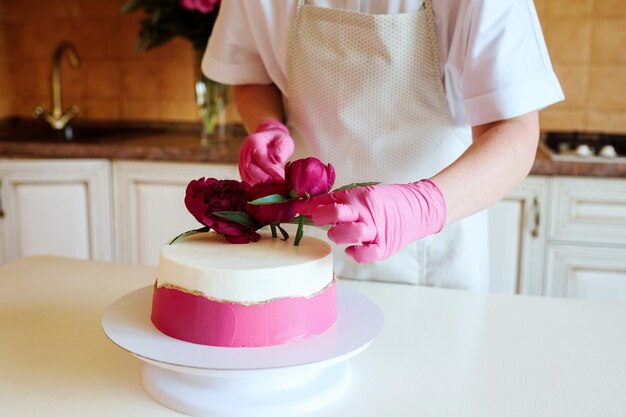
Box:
[239,120,295,185]
[295,180,447,263]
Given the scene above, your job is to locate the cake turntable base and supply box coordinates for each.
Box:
[102,286,383,417]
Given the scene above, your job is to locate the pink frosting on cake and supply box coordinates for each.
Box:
[151,281,337,347]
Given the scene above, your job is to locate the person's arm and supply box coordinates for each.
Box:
[430,111,539,225]
[233,83,285,133]
[295,111,540,263]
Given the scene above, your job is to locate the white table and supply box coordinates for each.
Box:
[1,256,625,417]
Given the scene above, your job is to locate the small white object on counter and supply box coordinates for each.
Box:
[575,143,593,157]
[599,144,618,158]
[1,257,625,417]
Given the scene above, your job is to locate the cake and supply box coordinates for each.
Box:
[151,231,337,347]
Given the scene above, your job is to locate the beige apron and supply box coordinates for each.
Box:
[286,0,489,290]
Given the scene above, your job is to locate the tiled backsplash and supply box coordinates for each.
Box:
[0,0,11,116]
[0,0,239,124]
[536,0,626,133]
[0,0,624,133]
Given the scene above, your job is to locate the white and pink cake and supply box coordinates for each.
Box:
[151,231,337,347]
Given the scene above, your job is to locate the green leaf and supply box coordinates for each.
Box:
[135,39,145,55]
[294,215,305,246]
[332,182,380,192]
[249,194,294,205]
[169,226,210,245]
[276,224,290,241]
[213,211,261,230]
[121,0,140,14]
[150,9,162,24]
[285,216,316,226]
[270,224,277,238]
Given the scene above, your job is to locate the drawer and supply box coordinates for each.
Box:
[545,244,626,302]
[549,177,626,246]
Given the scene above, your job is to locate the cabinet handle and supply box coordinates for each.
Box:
[530,196,540,238]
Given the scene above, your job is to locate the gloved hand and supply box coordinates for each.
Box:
[238,120,294,185]
[295,180,447,263]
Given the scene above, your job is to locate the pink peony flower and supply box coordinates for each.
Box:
[184,177,260,244]
[180,0,220,14]
[285,158,335,198]
[246,181,297,225]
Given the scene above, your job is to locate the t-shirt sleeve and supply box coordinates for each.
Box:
[453,0,564,126]
[201,0,273,85]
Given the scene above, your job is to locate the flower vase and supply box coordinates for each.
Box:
[195,52,230,145]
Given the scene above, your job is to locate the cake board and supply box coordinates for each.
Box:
[102,286,384,417]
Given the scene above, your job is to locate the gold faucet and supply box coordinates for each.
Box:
[33,42,81,130]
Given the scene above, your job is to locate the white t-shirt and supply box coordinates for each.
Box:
[203,0,564,126]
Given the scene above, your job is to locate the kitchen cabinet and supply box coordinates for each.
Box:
[0,159,113,265]
[545,244,626,302]
[487,176,549,295]
[2,156,625,302]
[112,161,239,266]
[545,177,626,302]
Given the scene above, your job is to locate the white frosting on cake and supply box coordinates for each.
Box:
[157,231,333,303]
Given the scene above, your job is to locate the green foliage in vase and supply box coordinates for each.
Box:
[122,0,220,53]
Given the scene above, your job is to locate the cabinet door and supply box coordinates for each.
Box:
[113,161,239,266]
[0,159,113,265]
[546,244,626,302]
[549,177,626,246]
[487,176,549,295]
[546,176,626,302]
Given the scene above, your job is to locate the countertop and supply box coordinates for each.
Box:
[1,256,625,417]
[0,121,247,164]
[1,121,625,177]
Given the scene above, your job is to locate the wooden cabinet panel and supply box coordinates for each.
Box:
[16,183,90,259]
[546,244,626,302]
[488,200,522,294]
[0,159,113,265]
[113,161,239,266]
[549,177,626,246]
[2,156,623,305]
[134,183,203,266]
[488,176,549,295]
[547,176,626,302]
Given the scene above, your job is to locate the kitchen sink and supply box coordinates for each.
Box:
[0,118,167,143]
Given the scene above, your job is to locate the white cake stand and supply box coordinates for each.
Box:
[102,286,383,417]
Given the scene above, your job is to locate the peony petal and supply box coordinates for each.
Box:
[179,0,196,11]
[224,234,250,244]
[326,163,336,191]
